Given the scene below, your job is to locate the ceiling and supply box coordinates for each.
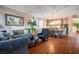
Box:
[3,5,79,18]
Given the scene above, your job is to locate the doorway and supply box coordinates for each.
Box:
[72,17,79,38]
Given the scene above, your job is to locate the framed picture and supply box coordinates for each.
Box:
[5,14,24,26]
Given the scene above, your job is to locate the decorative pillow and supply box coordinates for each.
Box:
[24,29,29,34]
[0,32,9,41]
[0,30,12,41]
[0,32,5,41]
[13,31,17,35]
[8,30,14,36]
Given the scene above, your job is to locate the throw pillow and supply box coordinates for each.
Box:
[0,32,9,41]
[7,30,14,36]
[0,32,5,41]
[24,29,29,34]
[0,30,12,41]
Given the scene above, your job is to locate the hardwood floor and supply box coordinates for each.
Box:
[28,35,79,54]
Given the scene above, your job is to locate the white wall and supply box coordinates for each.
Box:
[0,6,31,30]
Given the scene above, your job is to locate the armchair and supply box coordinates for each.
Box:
[38,28,49,41]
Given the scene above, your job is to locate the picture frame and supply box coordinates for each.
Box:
[5,14,24,26]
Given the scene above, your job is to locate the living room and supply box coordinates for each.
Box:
[0,5,79,54]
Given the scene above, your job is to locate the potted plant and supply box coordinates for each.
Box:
[27,17,37,35]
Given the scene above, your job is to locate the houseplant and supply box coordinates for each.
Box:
[27,17,37,33]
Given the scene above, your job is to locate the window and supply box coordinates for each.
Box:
[38,20,44,28]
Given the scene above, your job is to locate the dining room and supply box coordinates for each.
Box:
[46,18,68,38]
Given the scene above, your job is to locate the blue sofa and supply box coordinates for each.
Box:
[0,29,29,54]
[12,29,37,48]
[0,37,29,54]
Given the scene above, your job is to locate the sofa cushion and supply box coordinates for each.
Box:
[13,30,24,35]
[0,37,29,54]
[0,41,13,53]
